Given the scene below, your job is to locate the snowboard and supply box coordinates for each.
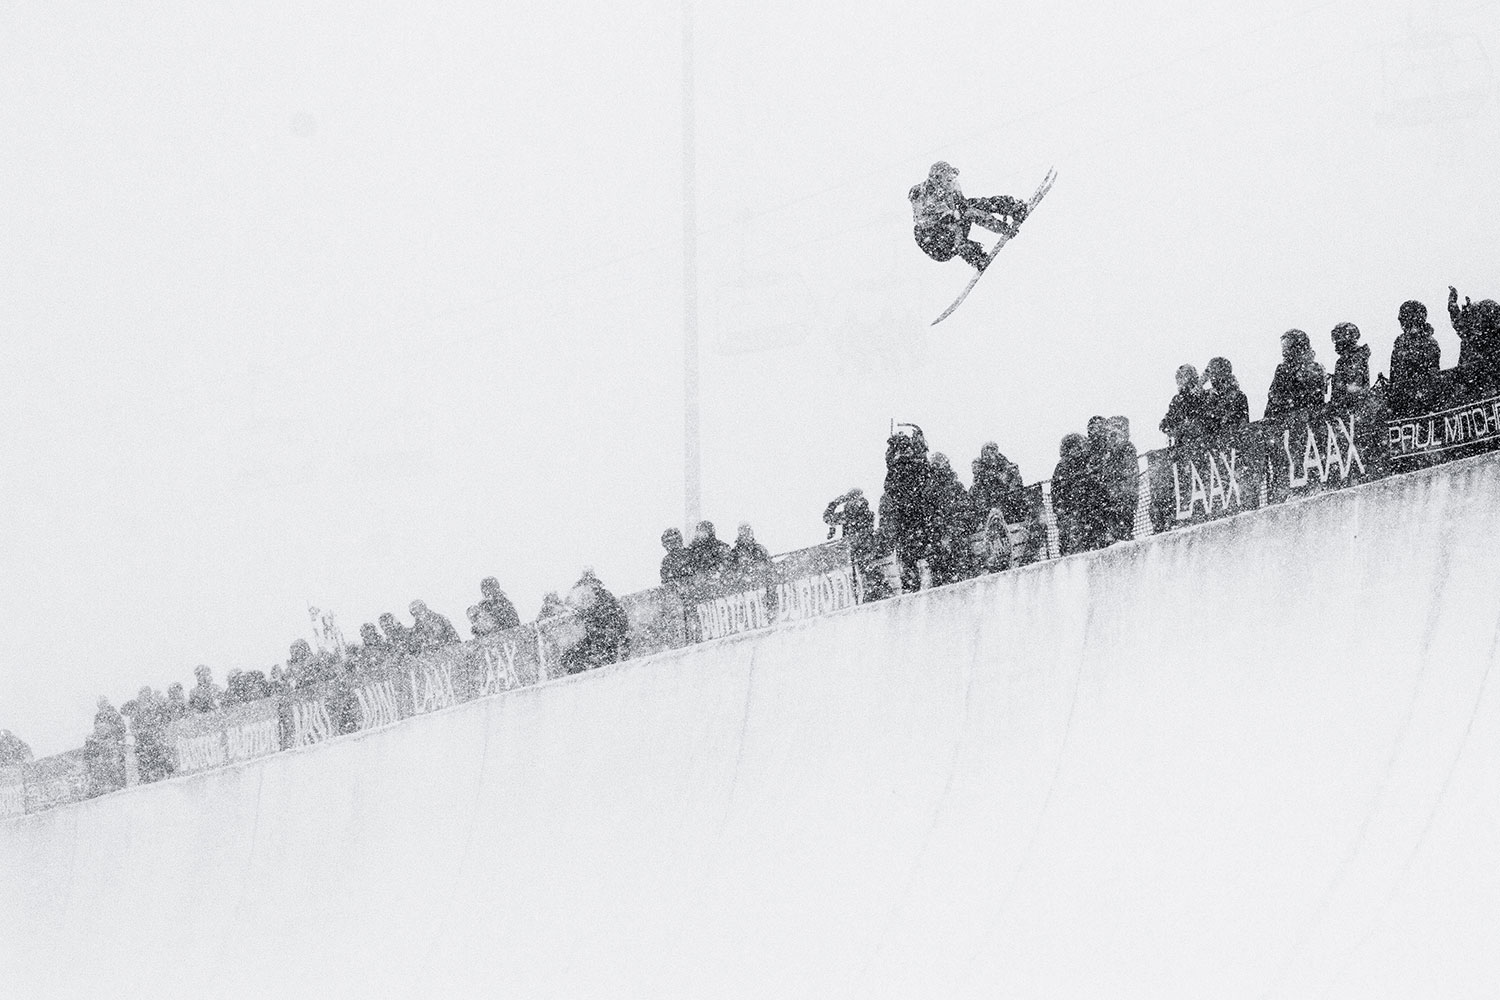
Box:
[931,167,1056,326]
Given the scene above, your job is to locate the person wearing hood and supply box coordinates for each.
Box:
[969,442,1023,519]
[409,600,461,651]
[685,520,731,581]
[1328,323,1371,408]
[728,522,772,579]
[164,682,188,721]
[121,686,172,784]
[562,569,629,673]
[379,612,419,656]
[467,604,501,639]
[1050,433,1091,556]
[1201,357,1249,432]
[187,665,220,714]
[355,622,394,668]
[1102,416,1140,544]
[823,488,887,601]
[0,728,32,766]
[1265,329,1328,420]
[659,528,693,585]
[923,452,977,586]
[881,425,935,592]
[1160,365,1210,444]
[84,697,128,797]
[476,578,521,632]
[536,591,568,620]
[1388,300,1442,415]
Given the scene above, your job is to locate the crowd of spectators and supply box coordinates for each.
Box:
[1049,416,1140,556]
[1157,292,1500,444]
[17,289,1499,805]
[54,568,634,797]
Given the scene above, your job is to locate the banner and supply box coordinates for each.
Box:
[23,749,90,813]
[401,646,468,717]
[684,541,858,642]
[1265,398,1391,502]
[1147,426,1268,533]
[1387,390,1500,464]
[0,765,25,819]
[467,626,548,697]
[771,540,859,625]
[167,698,283,776]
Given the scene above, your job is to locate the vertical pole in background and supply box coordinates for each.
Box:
[682,0,701,530]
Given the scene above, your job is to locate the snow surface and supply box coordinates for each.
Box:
[3,455,1498,998]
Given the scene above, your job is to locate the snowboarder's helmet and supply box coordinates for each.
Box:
[929,161,958,180]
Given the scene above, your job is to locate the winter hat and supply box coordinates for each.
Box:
[1398,300,1427,327]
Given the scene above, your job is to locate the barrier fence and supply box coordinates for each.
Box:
[11,383,1499,818]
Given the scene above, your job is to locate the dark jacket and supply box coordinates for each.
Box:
[477,595,520,631]
[564,575,629,672]
[1329,344,1370,409]
[659,547,694,585]
[1203,385,1250,431]
[1264,361,1328,420]
[969,446,1023,518]
[1160,389,1210,442]
[685,534,731,579]
[1388,329,1442,414]
[728,539,772,578]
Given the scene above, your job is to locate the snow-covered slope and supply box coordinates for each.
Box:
[4,455,1498,999]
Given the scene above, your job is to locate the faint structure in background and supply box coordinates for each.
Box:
[1379,9,1493,125]
[711,215,817,357]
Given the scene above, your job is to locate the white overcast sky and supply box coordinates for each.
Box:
[2,0,1497,754]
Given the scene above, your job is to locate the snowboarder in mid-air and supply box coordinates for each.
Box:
[909,161,1030,272]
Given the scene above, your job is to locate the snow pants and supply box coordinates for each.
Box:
[913,195,1025,269]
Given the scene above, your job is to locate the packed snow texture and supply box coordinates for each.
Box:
[2,455,1498,998]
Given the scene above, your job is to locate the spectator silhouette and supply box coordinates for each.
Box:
[1202,357,1249,432]
[881,425,934,592]
[1328,323,1370,408]
[969,442,1023,519]
[410,600,460,651]
[1160,365,1210,444]
[1449,287,1500,392]
[728,522,772,580]
[1265,329,1328,420]
[685,520,731,581]
[924,452,977,586]
[659,528,693,585]
[1389,301,1442,415]
[164,682,188,721]
[1103,416,1140,543]
[476,578,521,631]
[1050,433,1091,556]
[536,591,568,620]
[355,622,394,669]
[121,687,173,784]
[467,604,501,638]
[0,728,33,766]
[562,569,629,673]
[379,612,419,655]
[84,698,127,797]
[188,665,220,714]
[824,488,887,600]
